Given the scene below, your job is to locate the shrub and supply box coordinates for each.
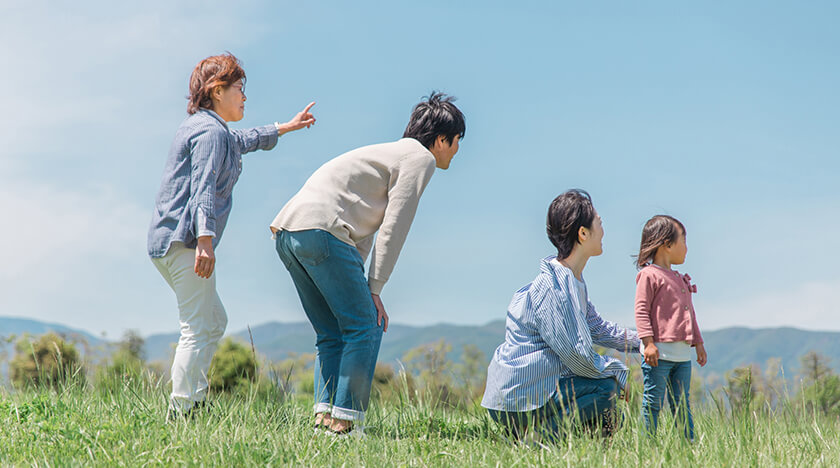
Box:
[266,352,315,401]
[208,338,257,392]
[724,366,757,414]
[402,339,453,406]
[800,352,840,416]
[95,330,148,391]
[10,333,84,388]
[371,363,401,402]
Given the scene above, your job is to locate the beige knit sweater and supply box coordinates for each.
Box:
[270,138,436,294]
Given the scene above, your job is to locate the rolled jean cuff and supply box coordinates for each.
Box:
[313,403,332,414]
[331,405,364,422]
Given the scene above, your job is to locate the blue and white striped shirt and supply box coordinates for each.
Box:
[481,256,640,412]
[148,109,278,258]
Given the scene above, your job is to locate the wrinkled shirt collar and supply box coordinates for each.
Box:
[197,108,229,130]
[540,255,584,285]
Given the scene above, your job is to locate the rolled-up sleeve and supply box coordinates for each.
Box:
[230,125,279,154]
[189,128,226,238]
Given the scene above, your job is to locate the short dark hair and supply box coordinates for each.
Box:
[403,91,466,149]
[634,215,686,268]
[546,189,596,259]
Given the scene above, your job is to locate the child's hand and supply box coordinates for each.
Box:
[695,343,707,367]
[643,342,659,367]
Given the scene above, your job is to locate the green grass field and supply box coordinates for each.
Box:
[0,377,838,467]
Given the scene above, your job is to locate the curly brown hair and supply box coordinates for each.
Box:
[187,53,246,114]
[634,215,686,269]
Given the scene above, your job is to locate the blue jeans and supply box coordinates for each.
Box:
[641,360,694,439]
[275,229,383,422]
[488,376,619,440]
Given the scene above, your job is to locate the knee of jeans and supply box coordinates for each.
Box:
[601,379,620,399]
[643,392,663,411]
[315,333,343,351]
[368,323,384,341]
[343,322,383,343]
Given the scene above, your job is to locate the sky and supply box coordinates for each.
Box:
[1,1,838,339]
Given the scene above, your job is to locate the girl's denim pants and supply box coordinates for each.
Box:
[641,359,694,440]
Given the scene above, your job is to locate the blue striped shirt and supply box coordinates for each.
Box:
[481,256,640,412]
[148,109,278,258]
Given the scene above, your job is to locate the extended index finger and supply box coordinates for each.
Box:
[303,101,315,113]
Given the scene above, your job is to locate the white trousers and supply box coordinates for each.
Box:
[151,242,228,411]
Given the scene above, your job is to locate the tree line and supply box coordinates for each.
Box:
[2,332,839,418]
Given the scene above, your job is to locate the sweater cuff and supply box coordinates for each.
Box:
[367,278,386,295]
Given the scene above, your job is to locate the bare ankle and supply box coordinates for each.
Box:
[315,412,332,427]
[330,418,353,432]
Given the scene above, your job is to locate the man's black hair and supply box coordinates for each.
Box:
[403,91,466,149]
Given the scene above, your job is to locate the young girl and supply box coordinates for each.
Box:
[634,215,707,441]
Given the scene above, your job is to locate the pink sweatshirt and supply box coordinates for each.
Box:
[634,264,703,346]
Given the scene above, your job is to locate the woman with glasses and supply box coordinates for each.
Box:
[148,52,316,418]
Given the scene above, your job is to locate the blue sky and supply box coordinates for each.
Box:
[2,1,838,338]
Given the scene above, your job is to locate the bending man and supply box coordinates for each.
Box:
[271,92,466,435]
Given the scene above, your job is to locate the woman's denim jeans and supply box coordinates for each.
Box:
[487,376,619,440]
[275,229,383,422]
[641,360,694,440]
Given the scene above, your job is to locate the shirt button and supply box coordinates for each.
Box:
[684,305,689,310]
[682,289,686,293]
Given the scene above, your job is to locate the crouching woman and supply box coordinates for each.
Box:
[481,189,640,440]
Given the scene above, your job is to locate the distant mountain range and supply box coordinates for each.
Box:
[3,316,840,380]
[0,317,109,356]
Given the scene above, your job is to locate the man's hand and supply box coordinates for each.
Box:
[277,102,316,135]
[195,236,215,278]
[371,294,389,332]
[696,343,707,367]
[642,337,659,367]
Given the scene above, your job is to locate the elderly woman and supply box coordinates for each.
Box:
[148,53,315,418]
[481,189,640,440]
[271,92,465,436]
